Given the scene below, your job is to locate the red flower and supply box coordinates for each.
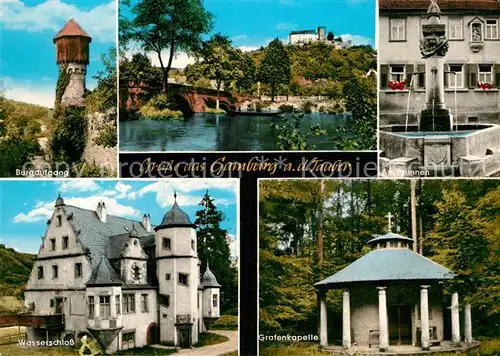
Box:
[388,80,406,90]
[478,81,494,91]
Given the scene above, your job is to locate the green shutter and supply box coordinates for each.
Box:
[406,64,414,88]
[469,64,477,88]
[380,65,389,89]
[495,64,500,87]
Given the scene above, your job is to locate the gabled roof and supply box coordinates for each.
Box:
[87,256,123,286]
[62,205,154,263]
[54,18,91,41]
[379,0,500,11]
[315,249,455,289]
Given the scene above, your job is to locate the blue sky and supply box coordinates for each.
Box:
[122,0,375,68]
[0,179,239,258]
[1,0,116,107]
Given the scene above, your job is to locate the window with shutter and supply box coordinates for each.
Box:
[416,64,425,89]
[406,64,414,88]
[495,65,500,87]
[380,65,389,89]
[469,64,478,89]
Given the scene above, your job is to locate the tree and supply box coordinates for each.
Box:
[234,51,256,93]
[195,191,238,314]
[259,38,291,101]
[189,34,243,110]
[120,0,213,92]
[327,31,334,41]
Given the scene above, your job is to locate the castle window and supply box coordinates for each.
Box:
[140,294,149,313]
[390,18,406,41]
[213,294,218,308]
[122,331,136,349]
[162,238,171,250]
[88,296,95,318]
[159,295,170,308]
[75,263,83,278]
[52,265,58,279]
[50,299,54,308]
[56,215,62,227]
[132,265,141,280]
[122,294,136,314]
[37,266,44,279]
[116,295,121,315]
[191,240,195,250]
[486,19,499,40]
[62,236,69,250]
[178,273,189,287]
[165,273,171,281]
[99,296,110,317]
[50,238,56,251]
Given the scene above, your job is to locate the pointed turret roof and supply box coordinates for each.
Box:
[155,193,194,230]
[86,256,123,286]
[201,262,221,288]
[54,18,92,42]
[55,193,65,207]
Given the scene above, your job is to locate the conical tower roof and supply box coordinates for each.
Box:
[155,193,194,230]
[201,262,221,288]
[54,18,92,42]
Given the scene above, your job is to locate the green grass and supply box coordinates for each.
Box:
[115,345,177,355]
[0,297,23,313]
[0,344,79,355]
[221,352,238,356]
[260,343,333,356]
[0,327,26,339]
[193,332,229,348]
[439,337,500,356]
[212,315,238,331]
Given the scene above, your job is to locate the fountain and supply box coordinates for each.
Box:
[380,0,500,177]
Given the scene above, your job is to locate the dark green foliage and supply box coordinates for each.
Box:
[271,111,327,151]
[211,315,238,330]
[195,192,238,315]
[278,104,294,113]
[94,123,117,148]
[0,138,40,177]
[333,75,377,150]
[54,65,70,116]
[259,39,291,101]
[0,244,36,299]
[86,47,117,115]
[119,52,164,84]
[193,333,229,347]
[50,106,86,163]
[301,100,315,113]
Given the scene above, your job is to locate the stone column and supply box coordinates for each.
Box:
[319,292,328,347]
[425,58,445,110]
[451,292,460,346]
[464,304,472,344]
[378,287,389,351]
[420,285,430,350]
[342,290,351,348]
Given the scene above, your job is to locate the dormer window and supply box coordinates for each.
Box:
[162,238,171,250]
[132,265,141,280]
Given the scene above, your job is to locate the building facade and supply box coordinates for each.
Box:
[288,26,352,48]
[379,0,500,125]
[23,194,221,353]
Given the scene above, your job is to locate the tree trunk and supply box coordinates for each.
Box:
[418,179,423,255]
[317,180,325,266]
[271,82,276,102]
[216,81,221,110]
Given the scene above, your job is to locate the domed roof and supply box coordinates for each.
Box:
[55,194,65,207]
[201,263,221,288]
[155,193,193,230]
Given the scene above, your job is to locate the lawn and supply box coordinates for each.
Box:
[193,332,229,348]
[115,345,177,355]
[211,315,238,331]
[0,344,79,356]
[0,326,26,346]
[0,297,23,313]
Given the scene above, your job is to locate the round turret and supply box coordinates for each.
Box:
[155,192,194,230]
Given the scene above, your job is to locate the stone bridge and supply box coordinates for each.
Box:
[119,81,252,115]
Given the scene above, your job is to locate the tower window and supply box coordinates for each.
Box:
[122,294,136,314]
[62,236,69,249]
[141,294,149,313]
[191,240,195,250]
[116,295,121,315]
[213,294,218,308]
[159,295,170,308]
[162,238,171,250]
[99,296,110,317]
[52,265,58,279]
[37,266,44,279]
[178,273,189,287]
[75,263,83,278]
[165,273,171,281]
[50,238,56,251]
[50,299,54,308]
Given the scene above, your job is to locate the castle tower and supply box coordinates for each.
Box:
[155,193,199,347]
[53,18,92,107]
[201,262,221,331]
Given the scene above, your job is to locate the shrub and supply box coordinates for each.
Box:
[300,100,315,113]
[278,104,294,112]
[50,106,86,163]
[205,107,226,114]
[138,94,184,120]
[149,94,172,110]
[0,138,40,177]
[94,123,117,148]
[212,315,239,330]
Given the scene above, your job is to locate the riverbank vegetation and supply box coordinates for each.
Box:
[260,180,500,351]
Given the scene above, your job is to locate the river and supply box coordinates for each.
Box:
[119,112,350,151]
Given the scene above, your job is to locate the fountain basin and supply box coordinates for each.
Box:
[380,124,500,177]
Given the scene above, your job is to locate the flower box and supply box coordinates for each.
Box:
[388,81,406,90]
[478,82,494,91]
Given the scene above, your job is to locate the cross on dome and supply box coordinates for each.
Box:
[385,212,393,232]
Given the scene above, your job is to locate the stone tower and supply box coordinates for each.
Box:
[53,18,92,107]
[155,193,199,347]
